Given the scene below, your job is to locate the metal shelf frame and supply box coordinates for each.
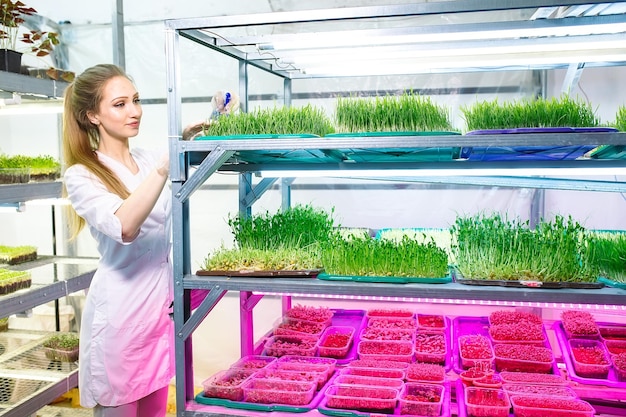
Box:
[0,183,95,415]
[165,3,626,416]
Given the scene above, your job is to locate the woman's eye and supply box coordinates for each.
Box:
[114,102,124,107]
[134,98,141,104]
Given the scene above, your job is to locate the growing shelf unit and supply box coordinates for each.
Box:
[165,2,626,416]
[0,75,97,417]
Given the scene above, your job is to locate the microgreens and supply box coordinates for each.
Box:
[461,95,600,131]
[227,204,339,251]
[203,104,334,137]
[451,213,596,282]
[335,92,455,133]
[615,105,626,132]
[320,234,449,278]
[586,231,626,283]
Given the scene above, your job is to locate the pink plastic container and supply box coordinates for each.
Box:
[201,368,256,401]
[359,326,414,342]
[568,338,611,379]
[318,326,355,359]
[242,378,316,405]
[499,371,567,386]
[489,322,546,346]
[366,308,414,319]
[263,335,318,357]
[284,305,334,326]
[599,324,626,341]
[274,355,336,385]
[273,317,327,338]
[334,374,404,390]
[494,344,554,373]
[502,383,577,398]
[324,384,399,413]
[254,367,320,388]
[459,334,494,370]
[341,366,405,380]
[358,339,413,362]
[399,382,444,416]
[414,332,447,364]
[230,355,276,370]
[417,314,447,332]
[405,362,446,384]
[510,395,595,417]
[367,316,417,330]
[464,387,510,417]
[604,338,626,356]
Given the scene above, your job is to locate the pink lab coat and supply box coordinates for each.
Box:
[64,149,174,407]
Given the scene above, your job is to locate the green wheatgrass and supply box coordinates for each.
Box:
[335,92,455,133]
[586,231,626,283]
[320,234,449,278]
[451,213,595,282]
[461,95,600,131]
[614,105,626,132]
[202,104,334,137]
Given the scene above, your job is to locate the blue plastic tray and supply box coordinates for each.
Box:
[460,127,616,161]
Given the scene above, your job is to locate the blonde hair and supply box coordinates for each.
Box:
[62,64,132,239]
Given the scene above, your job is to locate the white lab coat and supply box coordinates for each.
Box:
[64,148,174,407]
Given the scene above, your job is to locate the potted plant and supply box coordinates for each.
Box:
[42,333,79,362]
[1,0,59,73]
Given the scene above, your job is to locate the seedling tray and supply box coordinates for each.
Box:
[453,267,604,289]
[318,381,451,417]
[589,144,626,160]
[453,316,557,375]
[196,134,345,164]
[597,276,626,290]
[460,127,616,161]
[196,269,323,278]
[324,131,462,163]
[195,372,331,412]
[554,321,626,389]
[317,270,452,284]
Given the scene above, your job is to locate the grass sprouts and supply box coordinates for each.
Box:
[203,104,335,137]
[321,235,449,278]
[461,95,600,132]
[451,213,595,282]
[335,92,455,133]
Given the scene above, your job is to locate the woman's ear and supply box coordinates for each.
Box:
[87,111,100,126]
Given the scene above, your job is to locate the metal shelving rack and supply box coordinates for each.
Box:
[165,3,626,416]
[0,76,96,416]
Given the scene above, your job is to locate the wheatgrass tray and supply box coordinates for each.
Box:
[452,267,604,289]
[460,127,616,161]
[195,134,344,164]
[316,271,452,284]
[323,131,462,163]
[195,269,322,278]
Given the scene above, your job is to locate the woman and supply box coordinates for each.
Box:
[63,64,173,417]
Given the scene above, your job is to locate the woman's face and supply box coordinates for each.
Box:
[90,76,142,141]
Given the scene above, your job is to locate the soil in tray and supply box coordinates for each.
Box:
[453,267,604,289]
[195,269,322,278]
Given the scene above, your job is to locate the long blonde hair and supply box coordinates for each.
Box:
[62,64,132,239]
